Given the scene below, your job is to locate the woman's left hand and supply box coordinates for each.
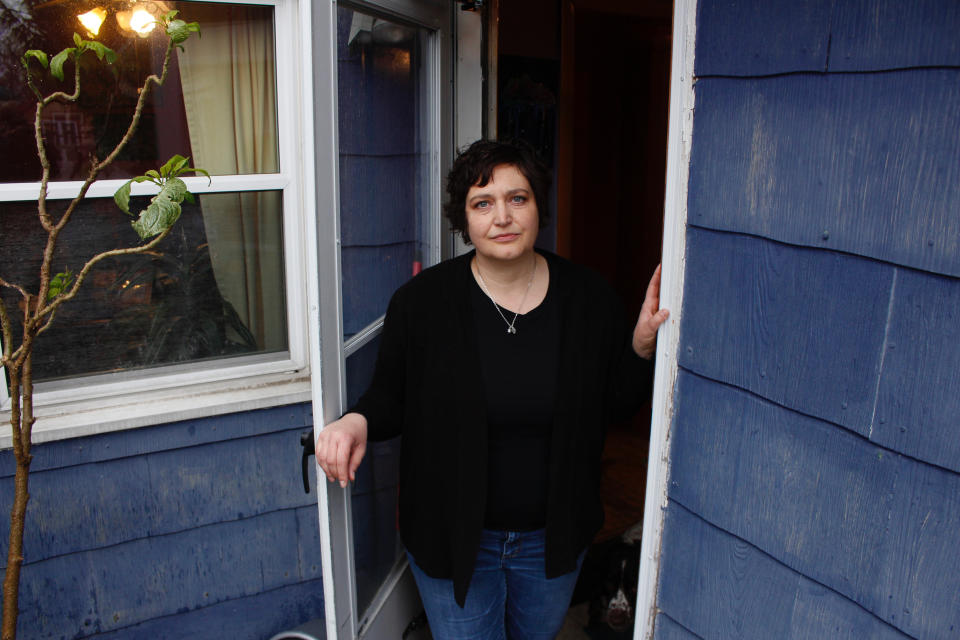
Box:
[632,264,670,360]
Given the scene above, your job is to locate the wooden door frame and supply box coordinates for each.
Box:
[634,0,696,637]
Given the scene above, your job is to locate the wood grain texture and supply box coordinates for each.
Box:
[654,613,704,640]
[688,71,960,278]
[679,228,892,435]
[669,371,960,639]
[830,0,960,71]
[92,577,325,640]
[872,268,960,473]
[694,0,831,76]
[15,509,309,638]
[658,502,913,640]
[0,428,316,565]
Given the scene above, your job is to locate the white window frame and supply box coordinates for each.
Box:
[0,0,314,446]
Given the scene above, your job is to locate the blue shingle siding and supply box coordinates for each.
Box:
[830,0,960,72]
[696,0,960,76]
[0,404,323,639]
[659,503,915,640]
[658,1,960,638]
[653,612,702,640]
[695,0,833,76]
[689,72,960,278]
[668,372,960,638]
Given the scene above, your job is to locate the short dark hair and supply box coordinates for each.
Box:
[444,139,552,244]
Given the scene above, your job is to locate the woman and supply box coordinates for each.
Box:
[316,140,669,639]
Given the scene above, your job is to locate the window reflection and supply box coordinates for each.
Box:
[337,6,431,338]
[0,191,286,383]
[0,1,277,183]
[0,2,286,382]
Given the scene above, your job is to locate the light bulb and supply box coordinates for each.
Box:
[77,7,107,37]
[129,9,156,36]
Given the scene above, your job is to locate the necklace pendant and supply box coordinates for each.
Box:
[507,325,517,334]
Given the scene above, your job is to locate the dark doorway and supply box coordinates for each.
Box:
[496,0,672,636]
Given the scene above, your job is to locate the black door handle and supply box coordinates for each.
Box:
[300,429,314,494]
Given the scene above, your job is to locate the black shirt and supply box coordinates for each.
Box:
[471,270,559,530]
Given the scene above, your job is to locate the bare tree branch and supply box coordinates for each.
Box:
[0,277,28,301]
[37,227,173,320]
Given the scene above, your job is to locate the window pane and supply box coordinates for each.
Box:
[0,1,277,183]
[0,191,287,383]
[345,334,403,619]
[337,6,432,338]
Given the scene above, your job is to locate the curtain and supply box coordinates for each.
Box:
[176,4,284,351]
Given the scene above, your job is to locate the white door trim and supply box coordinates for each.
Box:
[634,0,697,637]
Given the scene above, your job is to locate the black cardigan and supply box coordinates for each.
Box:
[350,250,653,606]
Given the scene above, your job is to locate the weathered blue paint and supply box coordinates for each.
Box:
[0,412,316,565]
[695,0,831,76]
[92,579,325,640]
[679,229,960,474]
[658,3,960,638]
[872,268,960,473]
[0,406,324,639]
[653,613,702,640]
[688,71,960,278]
[830,0,960,71]
[659,503,915,640]
[669,371,960,639]
[679,228,892,435]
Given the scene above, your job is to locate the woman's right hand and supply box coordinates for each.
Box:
[315,412,368,488]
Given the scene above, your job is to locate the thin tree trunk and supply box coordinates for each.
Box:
[2,360,30,640]
[1,452,30,640]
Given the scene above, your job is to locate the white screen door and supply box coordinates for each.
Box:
[311,1,453,637]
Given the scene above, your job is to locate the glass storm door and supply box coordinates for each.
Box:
[311,1,451,638]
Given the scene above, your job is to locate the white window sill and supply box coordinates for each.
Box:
[0,371,311,448]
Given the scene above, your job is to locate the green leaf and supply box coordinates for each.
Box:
[167,19,200,44]
[159,154,189,178]
[48,270,74,300]
[49,47,74,81]
[73,32,83,49]
[145,169,161,181]
[183,191,196,205]
[22,50,48,70]
[131,178,190,239]
[164,177,189,202]
[114,180,133,215]
[163,9,179,21]
[187,166,212,184]
[84,40,117,64]
[113,175,153,215]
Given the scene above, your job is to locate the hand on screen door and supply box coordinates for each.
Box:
[315,412,368,488]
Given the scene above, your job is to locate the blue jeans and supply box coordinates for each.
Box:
[408,529,584,640]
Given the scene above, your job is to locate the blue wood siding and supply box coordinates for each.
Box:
[660,503,913,640]
[695,0,832,76]
[653,613,702,640]
[0,405,323,639]
[689,72,960,278]
[657,1,960,638]
[696,0,960,75]
[668,372,960,638]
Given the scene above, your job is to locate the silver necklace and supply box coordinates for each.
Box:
[474,255,537,335]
